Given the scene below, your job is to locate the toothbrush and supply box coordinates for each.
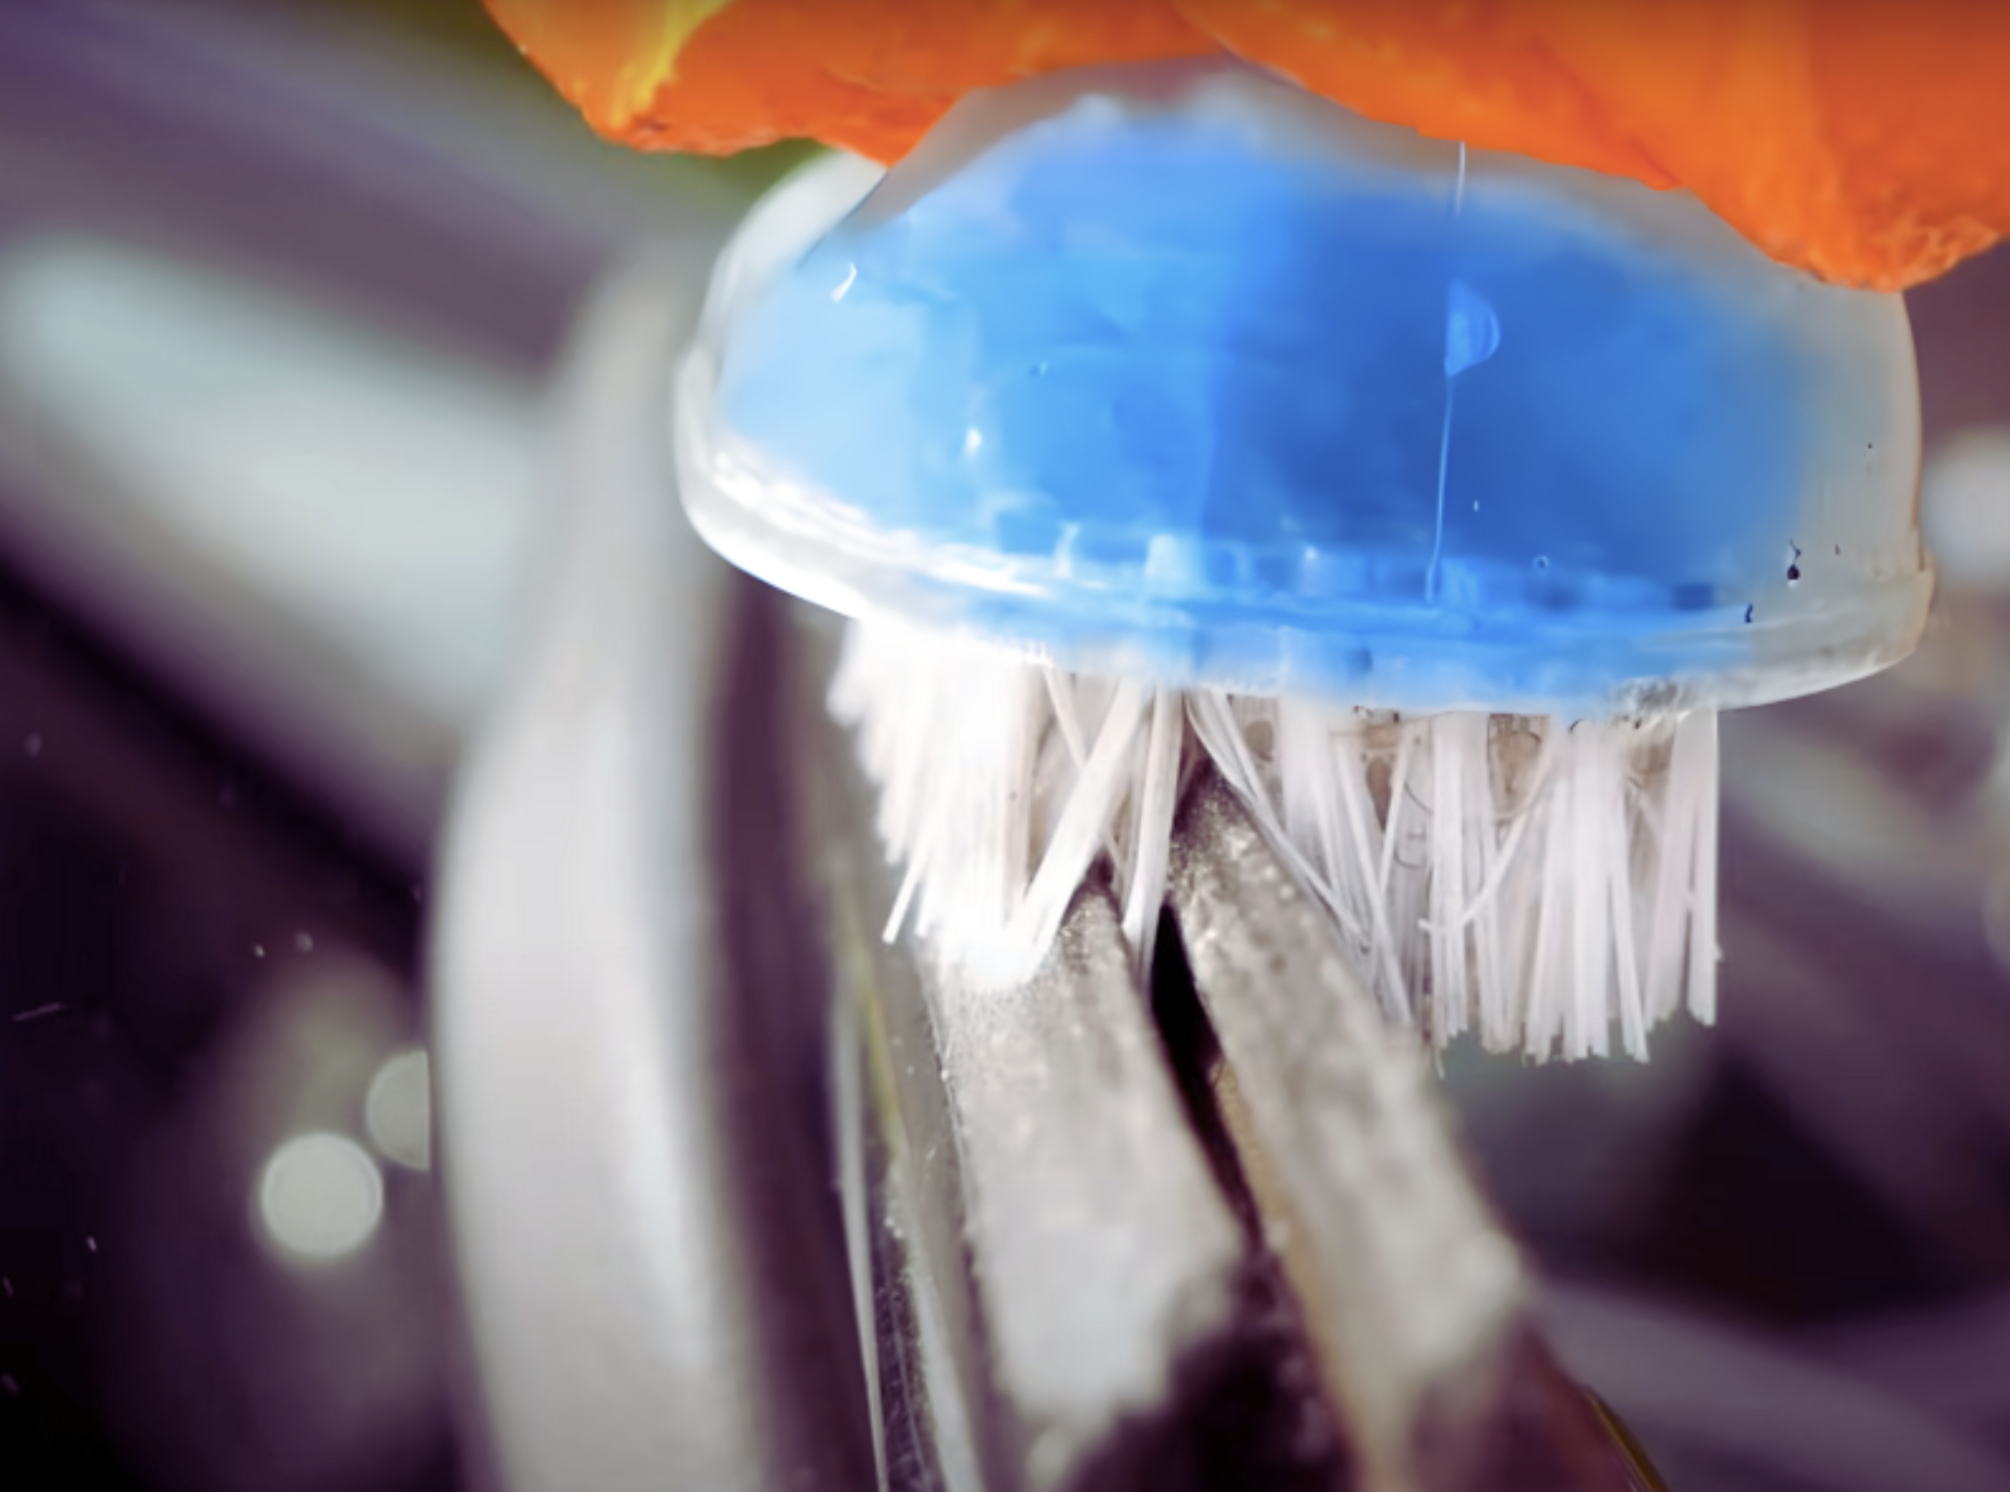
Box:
[679,60,1924,1060]
[485,5,2002,1058]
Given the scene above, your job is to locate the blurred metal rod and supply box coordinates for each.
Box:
[797,610,1300,1490]
[1167,776,1643,1492]
[432,257,875,1492]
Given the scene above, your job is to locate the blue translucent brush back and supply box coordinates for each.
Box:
[687,65,1925,715]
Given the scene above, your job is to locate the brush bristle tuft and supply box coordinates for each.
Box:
[833,618,1718,1058]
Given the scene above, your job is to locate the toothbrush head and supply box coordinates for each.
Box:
[679,61,1927,720]
[674,61,1933,1044]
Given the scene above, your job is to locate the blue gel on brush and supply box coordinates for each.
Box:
[683,64,1924,714]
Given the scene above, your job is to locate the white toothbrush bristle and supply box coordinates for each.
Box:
[833,618,1720,1057]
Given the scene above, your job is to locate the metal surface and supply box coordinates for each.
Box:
[798,646,1297,1488]
[1167,779,1641,1492]
[432,259,876,1491]
[793,583,1651,1488]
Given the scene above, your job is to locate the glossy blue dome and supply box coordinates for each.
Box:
[682,65,1923,712]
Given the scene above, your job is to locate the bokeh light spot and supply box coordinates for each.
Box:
[258,1132,383,1261]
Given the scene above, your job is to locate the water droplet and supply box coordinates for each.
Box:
[1532,555,1550,571]
[294,932,314,954]
[1444,280,1502,377]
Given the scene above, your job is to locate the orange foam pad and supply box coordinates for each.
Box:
[485,0,2009,290]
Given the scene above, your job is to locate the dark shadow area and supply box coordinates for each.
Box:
[0,549,446,1492]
